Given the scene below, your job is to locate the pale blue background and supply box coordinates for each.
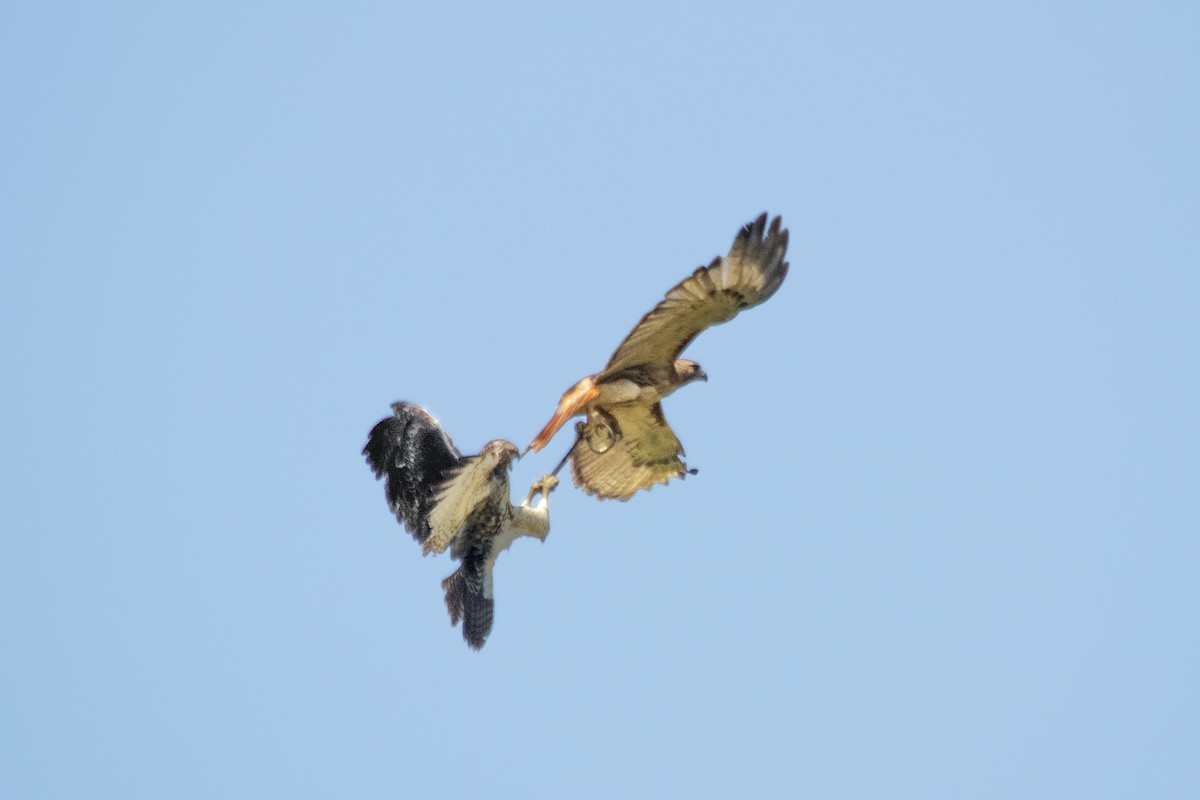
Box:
[2,3,1197,798]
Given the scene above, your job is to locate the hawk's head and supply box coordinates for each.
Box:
[483,439,520,478]
[674,359,708,386]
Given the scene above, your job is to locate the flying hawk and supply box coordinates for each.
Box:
[527,212,790,500]
[364,402,557,649]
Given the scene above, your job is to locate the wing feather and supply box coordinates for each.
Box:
[424,449,501,555]
[363,402,463,545]
[600,213,789,378]
[570,402,686,500]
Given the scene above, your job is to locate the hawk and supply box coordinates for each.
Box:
[527,213,790,500]
[364,402,557,649]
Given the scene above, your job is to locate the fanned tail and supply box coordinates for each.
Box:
[527,376,600,453]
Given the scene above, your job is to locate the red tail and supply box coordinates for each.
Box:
[528,377,599,453]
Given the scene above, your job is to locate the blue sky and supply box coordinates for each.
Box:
[2,2,1197,798]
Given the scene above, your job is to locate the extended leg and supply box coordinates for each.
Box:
[523,473,560,506]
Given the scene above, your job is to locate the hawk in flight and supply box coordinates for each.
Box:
[527,213,790,500]
[364,402,557,649]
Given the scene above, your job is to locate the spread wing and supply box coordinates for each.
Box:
[599,213,789,379]
[423,448,504,555]
[570,402,686,500]
[363,402,464,545]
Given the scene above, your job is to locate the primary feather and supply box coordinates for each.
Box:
[363,402,462,545]
[600,213,789,378]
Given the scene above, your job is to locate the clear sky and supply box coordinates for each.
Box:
[2,2,1197,798]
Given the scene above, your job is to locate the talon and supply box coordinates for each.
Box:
[584,412,619,454]
[524,473,559,504]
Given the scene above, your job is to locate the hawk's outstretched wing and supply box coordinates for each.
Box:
[570,402,686,500]
[599,213,789,379]
[363,402,464,545]
[424,448,505,555]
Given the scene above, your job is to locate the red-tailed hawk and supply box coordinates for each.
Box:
[364,402,557,649]
[527,213,790,500]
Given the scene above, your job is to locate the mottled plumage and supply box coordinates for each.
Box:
[364,402,556,649]
[528,213,790,500]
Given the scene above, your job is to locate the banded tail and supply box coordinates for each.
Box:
[441,564,494,650]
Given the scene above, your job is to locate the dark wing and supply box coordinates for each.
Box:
[363,402,464,545]
[570,402,686,500]
[599,213,789,379]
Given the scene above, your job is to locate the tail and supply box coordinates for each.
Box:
[440,564,495,650]
[528,376,599,453]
